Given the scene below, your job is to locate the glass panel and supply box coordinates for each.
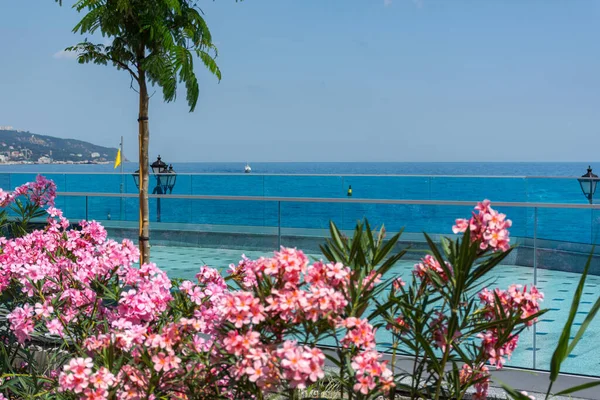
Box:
[264,175,343,198]
[0,173,11,190]
[191,175,264,196]
[536,207,591,244]
[64,173,120,193]
[526,177,585,204]
[430,177,527,202]
[341,176,430,200]
[147,198,278,280]
[87,196,121,221]
[60,195,88,222]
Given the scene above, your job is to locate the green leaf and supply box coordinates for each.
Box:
[554,381,600,396]
[373,229,403,265]
[466,249,512,288]
[567,276,600,355]
[424,233,453,283]
[548,251,593,384]
[329,221,347,256]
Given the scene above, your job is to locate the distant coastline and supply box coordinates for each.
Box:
[0,160,112,166]
[0,127,119,164]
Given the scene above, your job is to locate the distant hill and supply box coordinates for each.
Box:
[0,129,120,163]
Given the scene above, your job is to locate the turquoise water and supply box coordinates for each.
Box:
[1,170,600,245]
[153,245,600,377]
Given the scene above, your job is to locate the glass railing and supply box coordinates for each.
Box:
[1,172,599,205]
[57,192,599,245]
[47,191,600,377]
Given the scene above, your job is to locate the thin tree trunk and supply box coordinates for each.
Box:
[138,67,150,264]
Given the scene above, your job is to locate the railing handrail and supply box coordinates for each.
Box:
[56,191,600,209]
[1,171,599,180]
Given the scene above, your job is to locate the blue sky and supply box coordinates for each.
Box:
[0,0,598,162]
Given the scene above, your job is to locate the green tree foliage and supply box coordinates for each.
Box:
[62,0,222,263]
[68,0,220,111]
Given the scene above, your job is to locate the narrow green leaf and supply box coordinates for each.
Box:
[329,221,347,255]
[567,248,598,356]
[373,230,403,265]
[549,251,592,383]
[554,381,600,396]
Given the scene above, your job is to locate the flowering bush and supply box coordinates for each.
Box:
[0,179,551,400]
[382,200,544,400]
[0,175,56,238]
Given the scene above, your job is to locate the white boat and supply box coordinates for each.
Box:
[244,163,252,173]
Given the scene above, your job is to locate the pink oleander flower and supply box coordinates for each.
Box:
[414,254,453,283]
[89,367,116,390]
[276,341,325,389]
[361,270,382,291]
[58,357,94,394]
[354,373,376,395]
[274,247,309,284]
[151,352,182,372]
[386,316,409,335]
[452,200,512,252]
[479,284,544,326]
[339,317,376,349]
[223,330,260,356]
[305,261,350,289]
[431,313,461,352]
[2,175,57,208]
[221,291,265,328]
[246,360,270,384]
[392,277,405,291]
[351,350,394,395]
[46,318,64,337]
[477,284,542,368]
[459,363,489,400]
[82,387,108,400]
[7,304,35,343]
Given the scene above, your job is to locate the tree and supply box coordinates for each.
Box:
[65,0,221,264]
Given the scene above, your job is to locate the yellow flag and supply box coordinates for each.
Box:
[114,149,121,169]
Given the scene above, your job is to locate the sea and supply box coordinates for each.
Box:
[0,161,596,176]
[0,162,598,245]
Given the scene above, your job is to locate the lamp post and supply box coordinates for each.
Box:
[578,166,599,205]
[132,155,177,222]
[165,164,177,194]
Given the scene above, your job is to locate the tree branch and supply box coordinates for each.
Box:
[111,59,140,81]
[130,75,140,94]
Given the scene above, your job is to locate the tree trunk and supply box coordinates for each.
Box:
[138,68,150,264]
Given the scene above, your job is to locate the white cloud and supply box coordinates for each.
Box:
[411,0,424,8]
[53,50,78,60]
[383,0,393,6]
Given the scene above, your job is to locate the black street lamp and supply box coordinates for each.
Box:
[132,155,177,221]
[151,155,168,195]
[132,169,140,190]
[165,164,177,194]
[578,166,599,204]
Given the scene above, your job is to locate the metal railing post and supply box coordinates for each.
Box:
[85,196,89,221]
[533,206,538,369]
[278,201,281,249]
